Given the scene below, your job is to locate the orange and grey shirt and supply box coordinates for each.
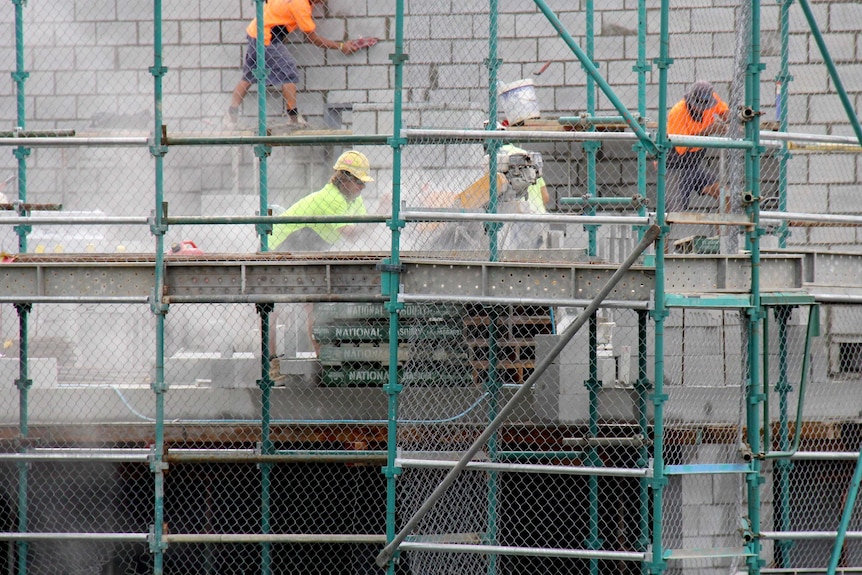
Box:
[246,0,316,46]
[666,94,729,155]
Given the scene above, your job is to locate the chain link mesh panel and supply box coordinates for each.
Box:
[3,0,862,574]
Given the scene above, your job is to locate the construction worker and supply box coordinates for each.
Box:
[666,81,730,211]
[225,0,360,128]
[499,144,550,249]
[271,150,374,252]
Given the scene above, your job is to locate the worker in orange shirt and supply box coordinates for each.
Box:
[225,0,359,127]
[665,81,730,210]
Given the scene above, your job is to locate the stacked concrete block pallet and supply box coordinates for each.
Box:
[311,302,471,387]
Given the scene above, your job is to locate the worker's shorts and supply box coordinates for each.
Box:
[241,35,300,86]
[666,149,716,211]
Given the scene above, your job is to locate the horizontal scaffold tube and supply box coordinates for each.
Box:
[0,137,149,147]
[166,450,387,464]
[760,531,862,540]
[401,210,648,226]
[0,129,853,149]
[0,216,148,225]
[0,297,149,304]
[165,294,388,304]
[0,450,149,462]
[760,211,862,225]
[0,532,148,542]
[163,533,387,544]
[398,542,647,562]
[165,214,389,226]
[396,458,649,477]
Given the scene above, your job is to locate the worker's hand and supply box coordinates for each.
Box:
[340,40,359,55]
[701,120,728,137]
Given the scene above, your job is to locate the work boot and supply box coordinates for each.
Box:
[222,107,239,129]
[286,109,309,128]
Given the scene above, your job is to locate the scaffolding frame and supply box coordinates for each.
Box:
[3,0,862,575]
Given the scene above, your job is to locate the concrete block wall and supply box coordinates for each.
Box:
[1,1,857,131]
[1,0,860,255]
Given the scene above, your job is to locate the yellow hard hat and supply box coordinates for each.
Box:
[333,150,374,182]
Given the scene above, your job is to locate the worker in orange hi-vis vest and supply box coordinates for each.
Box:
[225,0,361,128]
[665,81,730,211]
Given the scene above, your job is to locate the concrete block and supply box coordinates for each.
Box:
[504,0,552,14]
[513,13,559,38]
[683,476,715,506]
[809,223,856,245]
[34,96,78,120]
[346,16,387,41]
[348,65,390,90]
[306,66,348,92]
[164,353,259,388]
[828,5,862,33]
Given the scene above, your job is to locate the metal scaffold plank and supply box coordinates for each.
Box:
[0,261,155,300]
[664,254,804,293]
[399,260,654,301]
[0,253,824,303]
[165,261,382,299]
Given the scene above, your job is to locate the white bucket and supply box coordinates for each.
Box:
[497,79,541,126]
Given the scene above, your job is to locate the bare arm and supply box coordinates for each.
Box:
[304,30,358,54]
[540,184,550,208]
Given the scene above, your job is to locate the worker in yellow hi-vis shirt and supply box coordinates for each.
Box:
[271,150,374,252]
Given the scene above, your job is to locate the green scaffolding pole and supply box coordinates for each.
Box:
[13,303,31,575]
[11,3,30,573]
[149,0,169,572]
[11,0,30,254]
[635,311,652,570]
[647,0,672,572]
[584,314,602,575]
[583,0,599,259]
[772,306,794,567]
[635,0,651,247]
[382,0,407,572]
[774,0,792,248]
[253,0,272,252]
[744,2,765,574]
[485,3,502,574]
[257,303,275,575]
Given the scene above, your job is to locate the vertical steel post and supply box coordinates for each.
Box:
[11,3,31,572]
[583,0,599,258]
[252,0,272,251]
[744,3,765,575]
[13,303,31,575]
[773,306,794,567]
[485,0,502,262]
[485,4,502,573]
[634,0,651,245]
[775,0,792,248]
[382,0,408,572]
[648,0,672,572]
[11,0,30,253]
[635,311,652,564]
[256,303,275,575]
[585,313,602,575]
[149,1,169,572]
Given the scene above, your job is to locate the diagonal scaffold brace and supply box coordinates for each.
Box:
[375,223,661,569]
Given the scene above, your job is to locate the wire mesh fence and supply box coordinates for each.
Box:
[3,0,862,574]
